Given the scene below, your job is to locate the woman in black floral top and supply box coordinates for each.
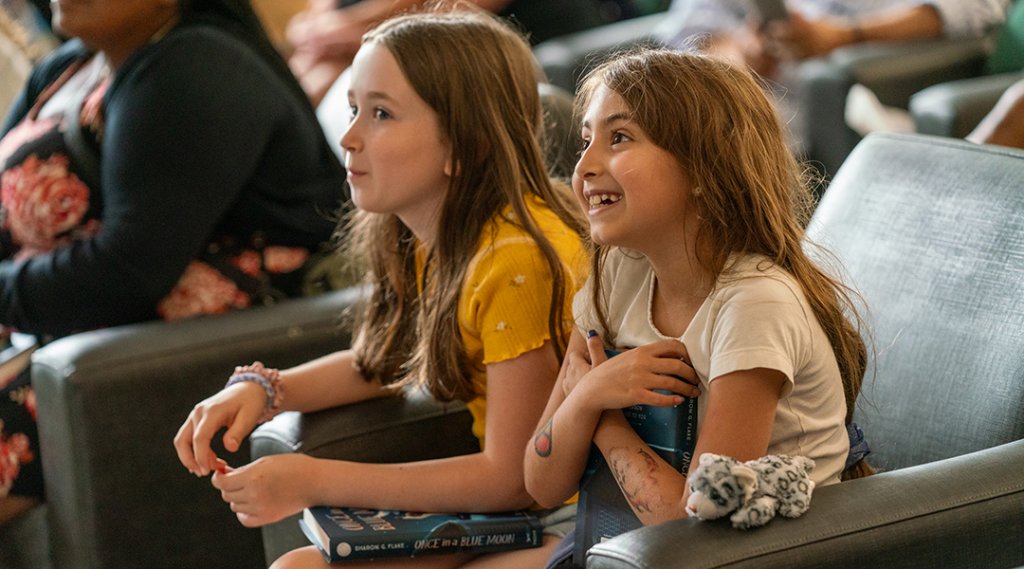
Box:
[0,0,345,522]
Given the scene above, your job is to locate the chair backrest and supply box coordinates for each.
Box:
[806,133,1024,471]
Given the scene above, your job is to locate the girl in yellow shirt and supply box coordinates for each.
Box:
[174,8,587,569]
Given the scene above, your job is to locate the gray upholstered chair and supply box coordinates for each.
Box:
[584,134,1024,568]
[6,289,363,569]
[910,72,1024,138]
[533,12,669,93]
[910,0,1023,139]
[797,38,993,178]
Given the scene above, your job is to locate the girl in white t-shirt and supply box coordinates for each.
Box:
[524,48,872,537]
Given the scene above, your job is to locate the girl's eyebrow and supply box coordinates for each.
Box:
[581,112,631,130]
[346,90,399,105]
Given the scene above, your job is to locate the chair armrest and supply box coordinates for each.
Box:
[533,13,667,91]
[252,394,478,563]
[799,37,991,176]
[586,440,1024,568]
[910,71,1024,137]
[31,287,364,569]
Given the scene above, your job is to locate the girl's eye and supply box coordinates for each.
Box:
[348,105,358,120]
[373,107,391,120]
[611,131,630,144]
[578,138,591,154]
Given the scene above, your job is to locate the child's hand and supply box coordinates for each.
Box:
[210,453,315,528]
[173,381,268,477]
[572,333,700,412]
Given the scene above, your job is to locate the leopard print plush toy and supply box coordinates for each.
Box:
[685,453,816,530]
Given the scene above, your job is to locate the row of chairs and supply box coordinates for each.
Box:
[4,8,1024,569]
[8,135,1022,569]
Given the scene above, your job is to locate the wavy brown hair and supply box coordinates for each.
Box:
[579,49,872,479]
[344,8,584,402]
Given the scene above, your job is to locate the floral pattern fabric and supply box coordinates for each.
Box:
[0,55,311,499]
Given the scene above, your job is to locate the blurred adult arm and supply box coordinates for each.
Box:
[767,0,1009,60]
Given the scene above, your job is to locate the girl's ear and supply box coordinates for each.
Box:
[443,140,455,177]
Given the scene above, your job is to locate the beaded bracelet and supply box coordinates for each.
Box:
[225,361,284,423]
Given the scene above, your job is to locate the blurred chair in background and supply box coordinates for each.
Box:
[534,0,1011,181]
[909,0,1023,142]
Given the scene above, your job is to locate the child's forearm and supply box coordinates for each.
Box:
[524,388,603,507]
[593,411,690,525]
[279,350,390,413]
[306,450,534,513]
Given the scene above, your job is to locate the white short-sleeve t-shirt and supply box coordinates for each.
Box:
[574,250,849,486]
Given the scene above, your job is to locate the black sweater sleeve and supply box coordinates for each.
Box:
[0,28,342,335]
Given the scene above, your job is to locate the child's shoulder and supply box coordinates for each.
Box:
[483,195,584,256]
[714,254,805,307]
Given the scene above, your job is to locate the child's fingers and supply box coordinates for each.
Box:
[214,458,231,475]
[650,358,699,385]
[637,389,685,408]
[222,405,262,454]
[191,414,224,476]
[586,330,608,366]
[645,339,693,363]
[172,420,201,475]
[211,464,246,493]
[652,374,701,398]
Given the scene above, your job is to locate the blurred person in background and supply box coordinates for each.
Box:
[286,0,633,105]
[0,0,345,525]
[658,0,1009,155]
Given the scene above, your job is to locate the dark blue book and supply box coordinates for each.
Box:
[300,507,543,562]
[573,348,698,566]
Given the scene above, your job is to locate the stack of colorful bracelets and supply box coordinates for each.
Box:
[225,361,284,423]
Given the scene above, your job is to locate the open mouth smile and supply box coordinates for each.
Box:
[586,192,622,210]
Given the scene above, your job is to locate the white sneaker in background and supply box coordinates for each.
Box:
[845,83,916,136]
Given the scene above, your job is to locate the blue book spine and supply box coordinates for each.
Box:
[301,507,544,562]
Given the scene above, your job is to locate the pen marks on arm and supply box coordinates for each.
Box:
[608,447,667,515]
[534,417,553,458]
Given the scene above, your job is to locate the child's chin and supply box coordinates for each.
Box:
[588,230,616,247]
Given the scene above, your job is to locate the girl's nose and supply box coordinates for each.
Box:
[340,120,360,154]
[574,144,600,180]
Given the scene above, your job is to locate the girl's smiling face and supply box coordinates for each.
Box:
[574,84,697,254]
[341,42,452,241]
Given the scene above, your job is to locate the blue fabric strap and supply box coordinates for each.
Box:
[845,422,871,470]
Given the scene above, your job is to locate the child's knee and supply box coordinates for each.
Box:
[268,546,329,569]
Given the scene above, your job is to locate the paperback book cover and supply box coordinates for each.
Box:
[300,507,544,562]
[574,349,698,566]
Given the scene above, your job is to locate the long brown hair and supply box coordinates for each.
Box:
[579,49,872,479]
[344,8,584,401]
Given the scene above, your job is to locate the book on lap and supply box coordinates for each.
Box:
[573,348,698,566]
[300,507,544,562]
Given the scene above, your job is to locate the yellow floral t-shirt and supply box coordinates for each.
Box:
[422,194,587,447]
